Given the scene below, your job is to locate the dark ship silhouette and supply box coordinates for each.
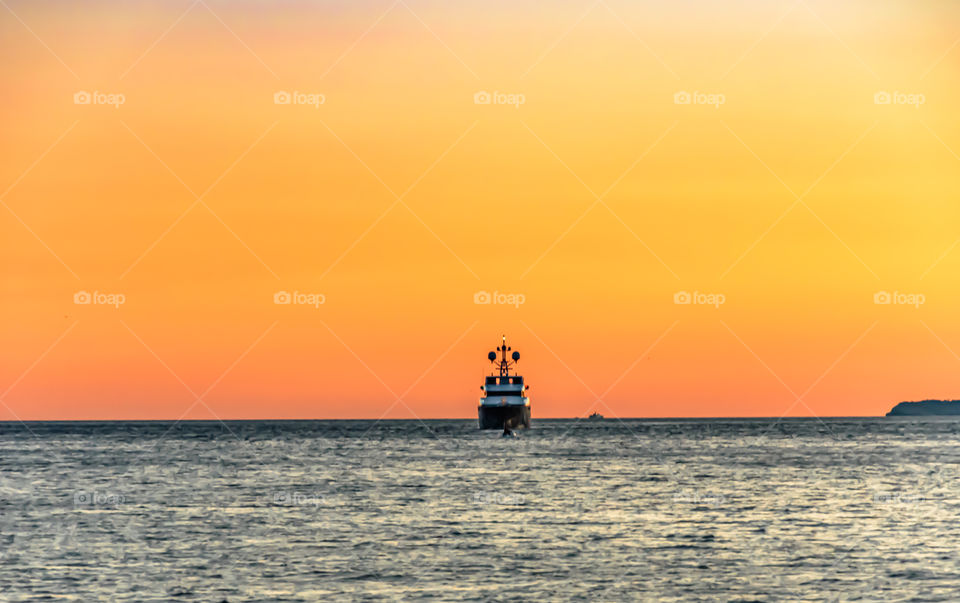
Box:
[478,336,530,430]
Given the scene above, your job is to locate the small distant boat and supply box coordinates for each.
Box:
[587,412,604,420]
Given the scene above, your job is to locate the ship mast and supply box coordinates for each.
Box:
[491,334,519,377]
[499,335,509,376]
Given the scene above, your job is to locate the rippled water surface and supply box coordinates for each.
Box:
[3,418,960,601]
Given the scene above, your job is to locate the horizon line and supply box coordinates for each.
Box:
[0,415,901,423]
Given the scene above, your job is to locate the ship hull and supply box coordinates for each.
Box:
[478,405,531,430]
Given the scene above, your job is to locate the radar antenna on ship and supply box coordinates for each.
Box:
[489,334,520,377]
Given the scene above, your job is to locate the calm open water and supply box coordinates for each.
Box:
[2,418,960,601]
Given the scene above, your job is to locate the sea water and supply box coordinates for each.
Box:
[2,418,959,601]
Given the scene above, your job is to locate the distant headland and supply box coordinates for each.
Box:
[886,400,960,416]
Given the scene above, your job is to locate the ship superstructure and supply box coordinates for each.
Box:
[478,335,531,430]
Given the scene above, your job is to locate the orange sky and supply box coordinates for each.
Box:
[2,0,959,420]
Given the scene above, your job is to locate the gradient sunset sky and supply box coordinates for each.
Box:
[2,0,959,420]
